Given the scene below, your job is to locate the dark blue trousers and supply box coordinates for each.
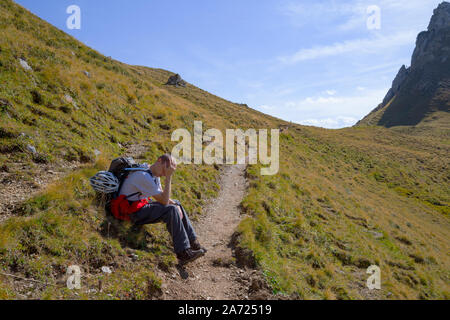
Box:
[130,200,197,254]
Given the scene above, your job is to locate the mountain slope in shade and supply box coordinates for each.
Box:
[358,2,450,128]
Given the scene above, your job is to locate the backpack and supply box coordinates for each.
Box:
[105,157,151,221]
[108,157,141,191]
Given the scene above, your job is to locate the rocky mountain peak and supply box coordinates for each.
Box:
[358,1,450,127]
[412,1,450,68]
[428,1,450,31]
[382,64,410,105]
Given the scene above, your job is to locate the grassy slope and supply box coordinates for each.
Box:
[0,0,448,299]
[239,126,449,299]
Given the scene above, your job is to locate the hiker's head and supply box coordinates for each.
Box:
[151,154,174,177]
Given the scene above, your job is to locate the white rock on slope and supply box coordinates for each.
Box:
[19,58,32,71]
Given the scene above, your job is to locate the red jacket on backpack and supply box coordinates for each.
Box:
[110,195,148,221]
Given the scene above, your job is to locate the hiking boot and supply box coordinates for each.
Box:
[190,239,207,253]
[177,248,205,265]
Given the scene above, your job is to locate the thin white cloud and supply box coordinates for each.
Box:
[288,88,387,113]
[298,116,358,129]
[281,1,364,28]
[255,88,387,129]
[278,31,416,64]
[264,88,388,128]
[281,0,441,31]
[289,96,342,107]
[337,13,366,31]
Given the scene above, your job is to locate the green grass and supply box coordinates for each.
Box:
[0,0,448,300]
[237,126,449,299]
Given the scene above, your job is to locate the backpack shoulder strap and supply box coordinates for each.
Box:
[116,170,132,197]
[125,192,142,200]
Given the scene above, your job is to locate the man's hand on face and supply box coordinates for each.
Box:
[169,155,177,167]
[165,161,177,178]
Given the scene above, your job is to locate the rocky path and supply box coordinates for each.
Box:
[160,165,274,300]
[0,161,80,223]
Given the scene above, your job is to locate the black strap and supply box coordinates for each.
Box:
[125,192,141,200]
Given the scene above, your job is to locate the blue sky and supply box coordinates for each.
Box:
[16,0,443,128]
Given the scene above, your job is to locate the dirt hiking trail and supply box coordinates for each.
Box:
[160,164,276,300]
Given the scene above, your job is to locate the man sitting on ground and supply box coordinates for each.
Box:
[120,154,206,265]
